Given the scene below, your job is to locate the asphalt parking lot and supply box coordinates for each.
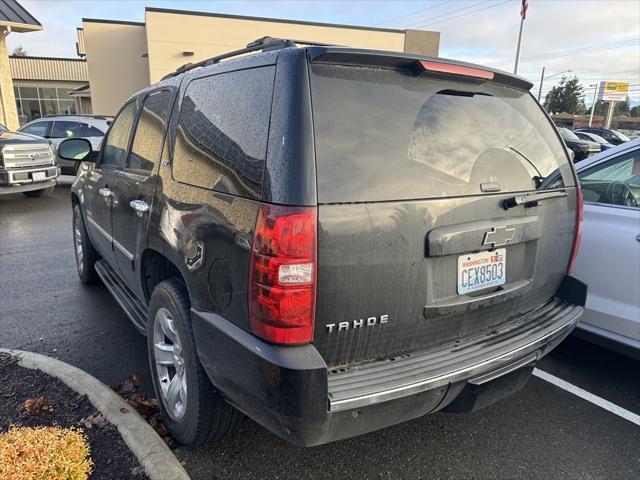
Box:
[1,181,639,480]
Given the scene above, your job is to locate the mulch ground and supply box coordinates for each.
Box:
[0,353,148,479]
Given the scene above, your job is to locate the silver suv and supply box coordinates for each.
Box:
[20,115,111,175]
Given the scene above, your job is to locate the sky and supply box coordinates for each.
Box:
[6,0,640,107]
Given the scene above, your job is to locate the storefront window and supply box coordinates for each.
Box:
[14,86,78,124]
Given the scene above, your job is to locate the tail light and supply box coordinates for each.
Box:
[249,204,317,344]
[567,187,583,272]
[417,60,494,81]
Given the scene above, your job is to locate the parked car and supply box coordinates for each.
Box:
[574,127,630,146]
[59,38,586,447]
[558,127,601,161]
[19,115,110,175]
[573,139,640,358]
[573,131,614,151]
[0,121,58,197]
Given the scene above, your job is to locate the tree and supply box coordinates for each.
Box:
[630,105,640,118]
[544,76,585,114]
[11,45,27,56]
[588,96,631,117]
[615,97,630,116]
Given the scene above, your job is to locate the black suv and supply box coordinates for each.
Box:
[61,38,586,447]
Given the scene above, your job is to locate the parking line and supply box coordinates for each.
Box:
[533,368,640,427]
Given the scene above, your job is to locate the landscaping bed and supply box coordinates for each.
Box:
[0,353,148,479]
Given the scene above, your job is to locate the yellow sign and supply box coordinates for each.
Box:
[599,81,629,102]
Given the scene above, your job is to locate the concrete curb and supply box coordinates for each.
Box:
[1,348,190,480]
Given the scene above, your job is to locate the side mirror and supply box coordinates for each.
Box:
[58,137,93,162]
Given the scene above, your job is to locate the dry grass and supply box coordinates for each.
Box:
[0,426,93,480]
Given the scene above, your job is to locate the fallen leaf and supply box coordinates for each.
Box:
[20,396,55,416]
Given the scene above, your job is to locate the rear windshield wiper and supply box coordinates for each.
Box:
[503,190,568,210]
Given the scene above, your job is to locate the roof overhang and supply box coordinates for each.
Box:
[0,21,43,33]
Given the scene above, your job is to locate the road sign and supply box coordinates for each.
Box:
[598,81,629,102]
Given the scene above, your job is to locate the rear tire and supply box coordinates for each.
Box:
[73,204,99,284]
[147,278,243,446]
[23,186,55,197]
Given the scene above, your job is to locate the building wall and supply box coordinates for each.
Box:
[0,32,19,130]
[83,10,440,115]
[9,56,88,81]
[144,9,415,84]
[83,20,149,115]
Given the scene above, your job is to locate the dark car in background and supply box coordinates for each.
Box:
[19,115,111,175]
[574,131,614,151]
[558,127,601,161]
[575,127,630,146]
[59,38,586,448]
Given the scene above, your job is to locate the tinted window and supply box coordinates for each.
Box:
[84,124,105,137]
[310,64,573,203]
[101,102,137,168]
[559,128,579,141]
[21,121,49,137]
[52,121,85,138]
[579,150,640,208]
[0,123,7,132]
[172,66,275,198]
[127,90,172,174]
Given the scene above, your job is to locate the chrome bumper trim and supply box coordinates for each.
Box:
[328,302,582,412]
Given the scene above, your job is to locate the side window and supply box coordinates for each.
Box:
[21,121,49,137]
[579,150,640,208]
[101,102,137,168]
[172,66,275,198]
[83,124,105,137]
[127,90,172,174]
[51,121,84,138]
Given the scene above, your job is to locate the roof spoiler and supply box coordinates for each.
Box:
[306,47,534,92]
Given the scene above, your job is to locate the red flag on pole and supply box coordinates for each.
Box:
[521,0,528,20]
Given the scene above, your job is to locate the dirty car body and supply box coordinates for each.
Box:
[67,41,586,447]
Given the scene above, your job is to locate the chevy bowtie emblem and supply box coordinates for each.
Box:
[483,226,515,248]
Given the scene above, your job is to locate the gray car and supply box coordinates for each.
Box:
[19,115,111,175]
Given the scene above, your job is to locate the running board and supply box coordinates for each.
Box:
[95,260,148,335]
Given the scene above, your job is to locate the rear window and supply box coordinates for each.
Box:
[309,64,574,203]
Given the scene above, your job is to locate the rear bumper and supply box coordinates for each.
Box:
[192,276,586,446]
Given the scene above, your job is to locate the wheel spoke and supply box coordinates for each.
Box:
[166,375,182,410]
[158,309,177,343]
[154,342,174,367]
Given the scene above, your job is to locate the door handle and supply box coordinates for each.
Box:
[636,233,640,243]
[130,199,149,217]
[99,187,112,197]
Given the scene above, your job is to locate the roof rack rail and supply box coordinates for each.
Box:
[41,114,112,120]
[161,36,297,80]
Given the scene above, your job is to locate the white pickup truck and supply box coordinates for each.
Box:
[0,122,58,197]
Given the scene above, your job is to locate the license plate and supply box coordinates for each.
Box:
[32,171,46,182]
[457,248,506,295]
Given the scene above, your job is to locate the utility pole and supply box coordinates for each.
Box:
[537,66,546,101]
[514,0,528,75]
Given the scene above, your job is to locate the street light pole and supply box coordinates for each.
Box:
[588,84,598,127]
[537,69,572,103]
[537,66,546,101]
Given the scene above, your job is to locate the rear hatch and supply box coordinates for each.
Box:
[308,56,578,367]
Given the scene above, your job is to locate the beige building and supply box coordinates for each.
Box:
[0,0,42,129]
[80,7,440,115]
[10,55,92,124]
